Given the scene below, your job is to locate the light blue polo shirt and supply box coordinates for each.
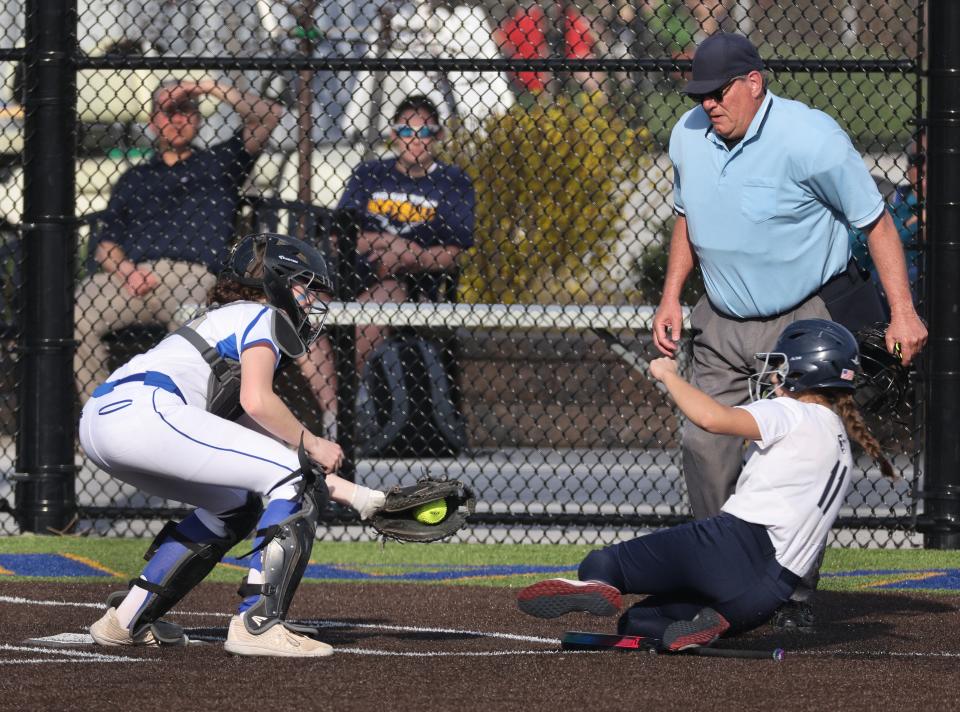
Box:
[669,91,884,318]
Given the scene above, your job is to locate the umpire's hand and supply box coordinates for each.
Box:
[652,299,683,357]
[885,312,927,366]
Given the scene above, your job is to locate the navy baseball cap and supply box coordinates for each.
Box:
[683,33,763,96]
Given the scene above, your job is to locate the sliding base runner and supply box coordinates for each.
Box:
[561,631,785,661]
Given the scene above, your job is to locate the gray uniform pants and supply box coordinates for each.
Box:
[682,294,832,600]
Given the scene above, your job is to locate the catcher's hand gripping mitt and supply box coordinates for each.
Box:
[369,478,475,543]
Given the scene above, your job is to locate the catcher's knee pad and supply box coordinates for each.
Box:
[237,493,319,634]
[578,548,625,591]
[126,493,262,633]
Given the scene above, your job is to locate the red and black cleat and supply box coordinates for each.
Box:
[516,578,622,619]
[661,607,730,651]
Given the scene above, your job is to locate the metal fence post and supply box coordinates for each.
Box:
[13,0,78,533]
[919,0,960,549]
[333,208,359,483]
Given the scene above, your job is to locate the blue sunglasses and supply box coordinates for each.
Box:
[392,124,441,139]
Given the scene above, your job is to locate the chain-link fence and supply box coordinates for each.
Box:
[0,0,929,546]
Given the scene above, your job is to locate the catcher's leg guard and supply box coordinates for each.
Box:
[122,493,262,635]
[236,493,319,635]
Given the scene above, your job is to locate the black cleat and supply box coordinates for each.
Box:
[516,578,622,619]
[661,607,730,651]
[770,600,815,630]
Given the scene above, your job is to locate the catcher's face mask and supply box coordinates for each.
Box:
[291,278,330,347]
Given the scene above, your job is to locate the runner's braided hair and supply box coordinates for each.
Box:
[820,389,896,479]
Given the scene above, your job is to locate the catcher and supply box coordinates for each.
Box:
[518,319,895,651]
[80,233,391,657]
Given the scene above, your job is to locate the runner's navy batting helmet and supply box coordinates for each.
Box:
[749,318,860,401]
[227,233,334,347]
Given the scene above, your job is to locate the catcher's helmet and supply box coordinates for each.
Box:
[227,233,334,347]
[749,318,860,401]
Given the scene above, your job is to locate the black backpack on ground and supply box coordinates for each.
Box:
[356,334,467,458]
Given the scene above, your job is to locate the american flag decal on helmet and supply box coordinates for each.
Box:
[841,368,855,381]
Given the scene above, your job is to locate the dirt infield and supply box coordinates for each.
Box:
[2,581,959,712]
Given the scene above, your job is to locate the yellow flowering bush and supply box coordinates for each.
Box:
[438,94,652,305]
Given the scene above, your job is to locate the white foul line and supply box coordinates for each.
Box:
[301,619,561,646]
[336,648,597,657]
[0,594,227,617]
[0,644,153,663]
[793,649,960,659]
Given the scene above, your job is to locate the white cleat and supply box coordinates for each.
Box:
[224,614,334,658]
[89,607,187,647]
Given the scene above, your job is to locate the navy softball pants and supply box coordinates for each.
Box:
[578,513,800,639]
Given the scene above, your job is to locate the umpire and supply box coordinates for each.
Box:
[652,33,927,626]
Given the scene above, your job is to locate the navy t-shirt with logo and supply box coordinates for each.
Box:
[95,133,255,272]
[336,158,475,300]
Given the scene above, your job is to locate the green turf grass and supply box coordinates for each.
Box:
[1,535,959,592]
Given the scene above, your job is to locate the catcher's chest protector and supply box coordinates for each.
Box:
[175,307,305,421]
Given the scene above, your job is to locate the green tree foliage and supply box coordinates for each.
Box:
[438,94,652,304]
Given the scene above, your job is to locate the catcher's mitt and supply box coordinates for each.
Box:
[369,478,475,543]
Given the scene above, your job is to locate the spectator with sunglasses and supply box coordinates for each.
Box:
[74,79,284,401]
[652,33,926,630]
[302,95,475,436]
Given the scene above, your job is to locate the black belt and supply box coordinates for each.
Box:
[711,260,865,323]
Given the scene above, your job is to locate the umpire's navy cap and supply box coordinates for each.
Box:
[683,33,764,95]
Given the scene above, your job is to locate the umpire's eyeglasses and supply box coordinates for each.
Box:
[688,75,748,105]
[392,124,441,139]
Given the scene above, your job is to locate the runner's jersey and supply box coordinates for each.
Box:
[722,397,854,577]
[103,302,285,410]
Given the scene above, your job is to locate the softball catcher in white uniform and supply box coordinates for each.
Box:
[517,319,896,651]
[80,232,386,657]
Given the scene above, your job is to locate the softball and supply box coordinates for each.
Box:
[413,499,448,525]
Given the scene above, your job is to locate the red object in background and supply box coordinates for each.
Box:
[495,5,596,92]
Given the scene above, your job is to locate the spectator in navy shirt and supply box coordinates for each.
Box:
[74,79,283,401]
[303,95,475,436]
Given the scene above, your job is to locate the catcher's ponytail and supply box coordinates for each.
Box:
[832,393,896,479]
[207,274,264,306]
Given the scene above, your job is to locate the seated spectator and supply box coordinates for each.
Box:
[74,79,283,401]
[849,131,924,307]
[302,95,475,437]
[128,0,270,144]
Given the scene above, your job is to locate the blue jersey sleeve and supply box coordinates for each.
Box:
[239,306,281,367]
